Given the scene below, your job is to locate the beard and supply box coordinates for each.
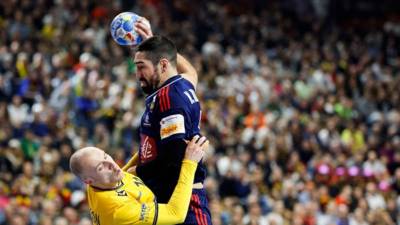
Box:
[140,70,161,95]
[140,79,154,94]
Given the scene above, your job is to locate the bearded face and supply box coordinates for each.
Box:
[134,51,161,94]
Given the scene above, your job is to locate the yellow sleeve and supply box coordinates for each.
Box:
[156,159,197,225]
[122,152,139,172]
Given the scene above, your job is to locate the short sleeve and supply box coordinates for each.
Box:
[159,108,188,143]
[156,84,200,143]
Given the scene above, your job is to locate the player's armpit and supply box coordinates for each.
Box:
[161,139,187,166]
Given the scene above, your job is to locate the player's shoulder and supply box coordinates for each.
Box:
[87,186,116,209]
[156,76,197,112]
[167,75,195,95]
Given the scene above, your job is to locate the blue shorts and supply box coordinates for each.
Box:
[180,188,212,225]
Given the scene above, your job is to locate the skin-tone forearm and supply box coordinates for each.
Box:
[177,54,198,88]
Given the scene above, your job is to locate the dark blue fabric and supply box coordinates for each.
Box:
[138,75,207,203]
[181,188,212,225]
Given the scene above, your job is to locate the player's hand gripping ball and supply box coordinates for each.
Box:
[110,12,150,46]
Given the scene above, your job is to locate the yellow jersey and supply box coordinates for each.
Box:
[87,159,197,225]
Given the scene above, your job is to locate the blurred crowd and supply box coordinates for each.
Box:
[0,0,400,225]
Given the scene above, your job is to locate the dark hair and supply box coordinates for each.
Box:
[135,36,177,67]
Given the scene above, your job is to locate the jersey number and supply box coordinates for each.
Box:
[184,89,199,104]
[133,176,145,187]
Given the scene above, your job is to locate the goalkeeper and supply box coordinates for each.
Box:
[69,135,208,225]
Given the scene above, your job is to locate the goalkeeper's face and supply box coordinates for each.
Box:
[134,51,161,95]
[81,147,124,188]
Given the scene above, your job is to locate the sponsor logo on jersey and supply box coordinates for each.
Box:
[143,113,151,127]
[140,135,157,163]
[160,114,185,139]
[116,189,127,196]
[90,210,100,225]
[139,204,147,221]
[150,95,156,111]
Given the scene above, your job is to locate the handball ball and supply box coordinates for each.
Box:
[110,12,150,46]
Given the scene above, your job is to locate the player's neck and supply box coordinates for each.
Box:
[91,178,124,191]
[158,69,178,87]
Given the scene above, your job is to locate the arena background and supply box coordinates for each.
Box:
[0,0,400,224]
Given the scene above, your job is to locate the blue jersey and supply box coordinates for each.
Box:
[138,75,206,203]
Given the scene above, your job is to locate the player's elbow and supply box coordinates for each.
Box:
[175,212,186,224]
[187,71,198,88]
[189,69,198,78]
[171,207,187,224]
[176,218,186,224]
[190,70,198,81]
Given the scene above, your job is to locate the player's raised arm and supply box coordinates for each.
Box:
[177,53,198,89]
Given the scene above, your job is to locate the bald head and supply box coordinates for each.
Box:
[70,147,101,178]
[69,147,123,188]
